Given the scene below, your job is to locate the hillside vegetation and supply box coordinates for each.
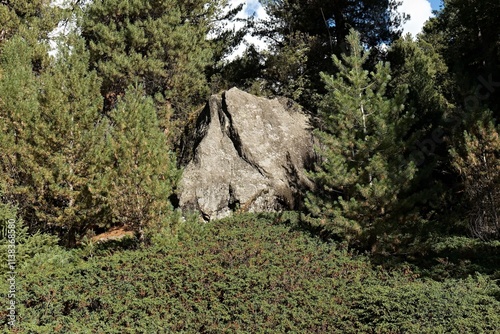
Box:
[1,212,500,332]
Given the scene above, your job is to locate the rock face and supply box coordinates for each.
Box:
[178,88,314,220]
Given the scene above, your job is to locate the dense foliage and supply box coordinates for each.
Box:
[80,0,228,124]
[306,30,412,249]
[237,0,407,108]
[0,8,180,246]
[106,86,181,241]
[420,0,500,240]
[1,213,499,333]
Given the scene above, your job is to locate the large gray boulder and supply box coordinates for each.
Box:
[178,88,314,220]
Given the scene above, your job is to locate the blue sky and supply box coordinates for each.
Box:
[244,0,261,16]
[430,0,443,11]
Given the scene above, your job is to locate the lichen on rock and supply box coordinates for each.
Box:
[179,88,314,220]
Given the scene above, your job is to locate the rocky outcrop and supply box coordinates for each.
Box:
[178,88,314,221]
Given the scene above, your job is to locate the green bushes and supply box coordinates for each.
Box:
[0,35,181,246]
[2,213,500,332]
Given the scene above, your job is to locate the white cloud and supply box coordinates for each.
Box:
[224,0,269,60]
[400,0,434,37]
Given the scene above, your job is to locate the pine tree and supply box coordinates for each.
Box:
[421,0,500,238]
[451,114,500,240]
[0,0,62,210]
[255,0,407,109]
[262,32,312,101]
[422,0,500,118]
[1,35,112,246]
[106,85,181,241]
[80,0,224,124]
[386,36,454,239]
[0,0,62,44]
[34,36,112,246]
[0,37,42,228]
[306,30,413,248]
[0,0,63,77]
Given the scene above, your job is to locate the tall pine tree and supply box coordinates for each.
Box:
[1,35,112,246]
[107,85,181,241]
[0,0,62,44]
[253,0,407,109]
[80,0,225,126]
[306,30,413,249]
[0,37,41,224]
[35,36,112,246]
[386,36,455,240]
